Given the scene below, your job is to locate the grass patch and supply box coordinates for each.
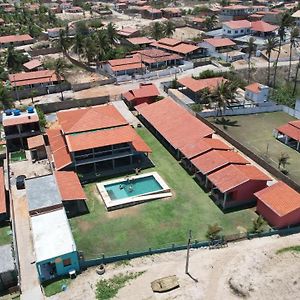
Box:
[10,151,26,162]
[95,272,144,300]
[113,260,132,268]
[43,278,71,297]
[0,225,11,246]
[70,127,258,258]
[276,245,300,254]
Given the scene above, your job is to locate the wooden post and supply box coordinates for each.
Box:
[185,230,192,274]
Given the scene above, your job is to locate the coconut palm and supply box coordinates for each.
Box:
[278,152,290,170]
[163,20,175,38]
[288,27,299,81]
[83,36,97,64]
[204,15,218,31]
[54,58,67,101]
[106,22,118,46]
[246,37,256,84]
[264,36,279,86]
[149,22,164,40]
[74,33,84,59]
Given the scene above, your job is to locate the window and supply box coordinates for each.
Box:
[235,30,238,34]
[241,29,244,33]
[63,258,72,267]
[228,30,231,33]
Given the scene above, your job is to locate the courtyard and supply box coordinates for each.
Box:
[208,112,300,185]
[70,127,258,259]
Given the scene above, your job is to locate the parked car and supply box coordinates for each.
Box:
[16,175,26,190]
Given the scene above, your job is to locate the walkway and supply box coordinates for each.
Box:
[112,100,141,127]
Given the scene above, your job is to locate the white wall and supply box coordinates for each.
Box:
[222,24,250,38]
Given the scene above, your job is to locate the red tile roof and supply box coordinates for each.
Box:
[276,123,300,142]
[0,167,6,214]
[203,38,236,48]
[117,27,139,37]
[0,34,33,44]
[111,62,145,72]
[180,138,232,159]
[66,125,151,153]
[122,83,159,102]
[55,171,86,201]
[191,149,249,175]
[255,181,300,217]
[178,76,225,93]
[27,135,45,149]
[9,70,59,87]
[2,113,39,127]
[137,98,214,150]
[245,82,262,94]
[135,49,182,64]
[251,20,278,32]
[223,5,248,10]
[289,120,300,130]
[223,20,251,29]
[192,17,205,23]
[23,59,42,70]
[47,129,72,170]
[57,105,128,134]
[151,39,200,55]
[208,164,271,193]
[126,37,155,45]
[157,38,181,47]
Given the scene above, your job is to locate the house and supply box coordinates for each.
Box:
[0,34,34,48]
[126,37,155,48]
[177,76,225,102]
[47,104,152,176]
[0,168,8,222]
[219,5,250,21]
[117,27,140,38]
[65,6,83,13]
[256,10,282,25]
[245,82,269,104]
[0,245,18,293]
[255,181,300,228]
[275,120,300,151]
[207,164,271,209]
[47,27,64,38]
[27,135,47,161]
[191,150,249,187]
[122,83,159,108]
[136,98,214,157]
[23,59,43,72]
[250,20,278,37]
[2,108,41,151]
[292,10,300,26]
[150,38,204,59]
[141,7,162,19]
[161,7,181,19]
[31,208,80,282]
[190,17,206,29]
[222,20,251,38]
[248,13,264,21]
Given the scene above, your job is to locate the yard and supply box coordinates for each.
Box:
[208,112,300,185]
[70,127,258,259]
[0,225,11,246]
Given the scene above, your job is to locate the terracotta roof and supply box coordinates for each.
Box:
[151,39,200,55]
[57,105,128,134]
[47,129,72,170]
[126,37,155,45]
[207,164,271,193]
[178,76,225,93]
[245,82,262,94]
[203,38,236,48]
[122,83,159,101]
[137,98,214,150]
[2,113,39,127]
[145,7,161,13]
[135,49,182,64]
[0,167,6,214]
[27,135,45,149]
[157,38,181,47]
[55,171,86,201]
[223,5,249,10]
[191,149,249,175]
[180,138,232,159]
[117,27,139,37]
[255,181,300,216]
[108,55,141,66]
[276,123,300,142]
[23,59,42,70]
[66,125,151,153]
[0,34,33,44]
[161,7,181,13]
[289,120,300,130]
[251,20,278,32]
[223,20,251,29]
[111,62,145,72]
[192,17,205,23]
[9,70,59,87]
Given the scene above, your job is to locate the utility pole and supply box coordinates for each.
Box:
[185,229,192,274]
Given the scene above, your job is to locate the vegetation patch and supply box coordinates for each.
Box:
[10,151,26,162]
[276,246,300,254]
[43,278,71,297]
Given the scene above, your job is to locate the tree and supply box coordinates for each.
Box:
[149,22,164,40]
[264,37,279,86]
[36,106,47,130]
[83,36,97,63]
[96,29,110,62]
[250,216,266,234]
[29,89,38,104]
[0,82,13,109]
[204,15,218,31]
[288,27,299,81]
[278,152,290,171]
[74,33,84,59]
[293,55,300,96]
[106,22,118,46]
[163,20,175,38]
[53,58,67,101]
[205,223,223,241]
[5,45,28,72]
[246,37,256,84]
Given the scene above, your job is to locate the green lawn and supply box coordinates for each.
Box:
[43,278,71,297]
[10,151,26,162]
[0,225,12,246]
[70,127,258,259]
[208,112,300,185]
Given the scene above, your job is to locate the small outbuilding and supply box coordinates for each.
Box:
[255,181,300,228]
[27,135,47,161]
[245,82,269,104]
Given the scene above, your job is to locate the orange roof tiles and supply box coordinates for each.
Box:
[158,38,181,47]
[126,37,155,45]
[192,17,205,23]
[138,98,214,150]
[151,39,200,55]
[23,59,42,70]
[0,34,33,44]
[0,167,6,214]
[223,5,248,10]
[276,123,300,142]
[178,76,225,93]
[245,82,262,94]
[255,181,300,216]
[55,171,86,201]
[289,120,300,130]
[251,20,278,32]
[180,138,232,159]
[57,105,128,134]
[203,38,236,48]
[136,49,182,63]
[2,114,39,127]
[66,125,151,153]
[191,149,249,174]
[223,20,251,29]
[208,164,271,193]
[122,83,159,101]
[27,135,45,149]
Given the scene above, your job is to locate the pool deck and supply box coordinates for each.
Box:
[96,172,172,211]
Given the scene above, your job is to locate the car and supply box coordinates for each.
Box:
[16,175,26,190]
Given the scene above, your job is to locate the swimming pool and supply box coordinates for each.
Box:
[97,172,172,210]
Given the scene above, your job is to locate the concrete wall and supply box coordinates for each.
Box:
[71,78,115,92]
[28,48,60,57]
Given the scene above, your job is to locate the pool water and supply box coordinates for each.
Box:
[105,175,163,200]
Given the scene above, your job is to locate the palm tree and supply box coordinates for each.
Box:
[96,29,109,62]
[0,82,13,109]
[83,37,97,64]
[106,22,118,46]
[149,22,164,40]
[163,20,175,38]
[74,33,84,59]
[264,37,279,86]
[204,15,218,31]
[278,152,290,170]
[54,58,66,101]
[293,55,300,95]
[246,37,256,84]
[288,27,299,81]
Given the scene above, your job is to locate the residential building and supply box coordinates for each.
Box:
[255,181,300,228]
[219,5,250,21]
[117,27,140,38]
[47,104,152,176]
[222,20,251,37]
[275,120,300,151]
[256,10,282,25]
[23,59,43,72]
[190,17,206,29]
[0,168,8,222]
[27,135,47,161]
[140,7,162,19]
[125,37,155,48]
[2,108,41,151]
[250,20,278,37]
[65,6,83,13]
[161,7,181,18]
[245,82,269,104]
[0,34,34,48]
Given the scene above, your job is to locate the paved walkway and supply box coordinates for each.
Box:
[112,100,141,127]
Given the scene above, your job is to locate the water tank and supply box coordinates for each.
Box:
[27,106,34,114]
[5,109,12,116]
[13,109,21,116]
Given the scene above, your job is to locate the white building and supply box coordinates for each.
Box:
[245,82,269,103]
[222,20,252,38]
